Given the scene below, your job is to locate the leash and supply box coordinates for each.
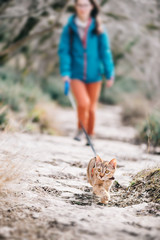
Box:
[68,92,97,158]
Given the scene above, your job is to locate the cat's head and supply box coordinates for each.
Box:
[94,156,117,181]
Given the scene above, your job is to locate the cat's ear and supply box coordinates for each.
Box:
[95,155,102,164]
[109,158,117,169]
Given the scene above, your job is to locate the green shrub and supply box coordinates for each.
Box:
[0,79,43,112]
[146,24,159,31]
[0,66,21,83]
[42,77,71,107]
[0,82,20,111]
[20,85,45,110]
[105,12,128,20]
[0,112,7,125]
[0,107,8,130]
[99,77,140,105]
[101,0,109,6]
[100,86,121,105]
[139,111,160,147]
[0,67,47,111]
[0,67,155,111]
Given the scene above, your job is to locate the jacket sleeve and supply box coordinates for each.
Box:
[57,25,71,77]
[98,29,115,80]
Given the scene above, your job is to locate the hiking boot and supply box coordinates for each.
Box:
[86,135,95,146]
[74,129,84,141]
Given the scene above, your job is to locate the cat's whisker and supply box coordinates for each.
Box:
[61,166,67,171]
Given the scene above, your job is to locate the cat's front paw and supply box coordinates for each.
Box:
[101,195,110,204]
[101,198,108,204]
[101,192,110,204]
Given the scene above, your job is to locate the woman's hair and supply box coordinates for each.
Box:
[74,0,100,35]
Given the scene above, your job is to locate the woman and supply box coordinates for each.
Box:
[58,0,115,144]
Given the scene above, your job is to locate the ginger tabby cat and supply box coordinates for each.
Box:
[87,155,117,204]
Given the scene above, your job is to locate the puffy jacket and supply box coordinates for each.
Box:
[58,14,115,83]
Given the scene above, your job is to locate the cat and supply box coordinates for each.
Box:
[87,155,117,204]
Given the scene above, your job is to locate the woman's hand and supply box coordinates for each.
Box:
[62,76,70,83]
[62,76,70,95]
[106,78,114,88]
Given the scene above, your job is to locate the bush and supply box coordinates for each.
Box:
[100,87,121,105]
[27,103,59,135]
[121,94,150,126]
[139,111,160,147]
[100,77,141,105]
[129,168,160,204]
[42,77,71,107]
[0,66,21,83]
[0,67,47,112]
[0,107,8,130]
[0,82,20,111]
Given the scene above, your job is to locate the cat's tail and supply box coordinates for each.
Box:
[87,157,96,186]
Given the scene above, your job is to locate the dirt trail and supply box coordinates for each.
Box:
[0,104,159,240]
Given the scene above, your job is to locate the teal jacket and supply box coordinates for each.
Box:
[58,14,115,83]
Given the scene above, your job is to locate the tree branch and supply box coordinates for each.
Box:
[0,3,53,20]
[0,0,69,20]
[0,0,13,15]
[0,0,71,64]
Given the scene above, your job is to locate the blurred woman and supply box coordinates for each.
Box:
[58,0,115,144]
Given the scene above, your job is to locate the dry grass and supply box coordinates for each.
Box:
[27,101,61,135]
[0,159,21,189]
[0,139,30,191]
[130,167,160,204]
[0,101,61,135]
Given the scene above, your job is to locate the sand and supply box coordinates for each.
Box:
[0,104,159,240]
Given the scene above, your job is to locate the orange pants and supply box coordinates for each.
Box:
[71,79,102,135]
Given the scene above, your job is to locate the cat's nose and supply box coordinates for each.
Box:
[100,173,104,177]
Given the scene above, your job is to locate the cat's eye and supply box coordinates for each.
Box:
[98,169,101,172]
[105,170,109,174]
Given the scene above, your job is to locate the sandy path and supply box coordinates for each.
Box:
[0,104,159,240]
